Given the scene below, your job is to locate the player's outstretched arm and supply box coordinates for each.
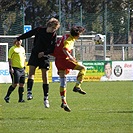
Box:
[16,27,39,41]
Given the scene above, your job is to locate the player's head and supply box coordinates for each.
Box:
[14,40,22,47]
[70,26,85,38]
[46,18,60,30]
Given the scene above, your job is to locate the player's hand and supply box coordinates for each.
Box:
[38,52,44,58]
[16,37,20,41]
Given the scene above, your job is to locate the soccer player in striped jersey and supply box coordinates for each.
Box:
[4,40,26,103]
[52,26,86,112]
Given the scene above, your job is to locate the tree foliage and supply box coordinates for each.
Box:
[0,0,133,35]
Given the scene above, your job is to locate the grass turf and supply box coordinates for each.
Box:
[0,81,133,133]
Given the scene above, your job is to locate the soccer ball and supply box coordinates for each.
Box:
[94,34,104,44]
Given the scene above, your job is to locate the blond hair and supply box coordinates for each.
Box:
[46,18,60,29]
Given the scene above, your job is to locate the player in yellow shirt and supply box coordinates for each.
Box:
[4,40,26,103]
[52,26,86,112]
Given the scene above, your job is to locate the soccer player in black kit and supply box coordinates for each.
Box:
[16,18,60,108]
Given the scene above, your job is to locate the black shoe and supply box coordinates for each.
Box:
[18,99,25,103]
[73,87,86,95]
[61,103,71,112]
[4,97,10,103]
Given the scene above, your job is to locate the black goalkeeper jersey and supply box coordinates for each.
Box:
[17,27,57,55]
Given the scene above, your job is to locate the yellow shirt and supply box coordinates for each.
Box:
[8,45,26,68]
[63,35,76,52]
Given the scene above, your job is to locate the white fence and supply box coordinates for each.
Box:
[0,35,133,62]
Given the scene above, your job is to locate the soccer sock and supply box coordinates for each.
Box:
[27,79,34,93]
[6,85,15,97]
[75,69,86,88]
[75,82,81,88]
[43,84,49,100]
[18,87,24,101]
[60,86,67,104]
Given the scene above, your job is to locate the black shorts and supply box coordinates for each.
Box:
[11,67,25,84]
[27,51,50,70]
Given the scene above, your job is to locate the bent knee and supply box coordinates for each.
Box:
[82,66,86,71]
[74,65,86,71]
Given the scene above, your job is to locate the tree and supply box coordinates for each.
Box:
[0,0,132,36]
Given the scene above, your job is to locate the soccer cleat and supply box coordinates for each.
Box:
[18,99,25,103]
[27,92,33,100]
[4,97,10,103]
[73,87,86,95]
[44,99,50,108]
[61,103,71,112]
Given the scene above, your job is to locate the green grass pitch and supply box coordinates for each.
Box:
[0,81,133,133]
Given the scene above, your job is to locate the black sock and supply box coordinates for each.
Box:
[43,84,49,100]
[27,79,34,92]
[18,87,24,101]
[6,85,15,97]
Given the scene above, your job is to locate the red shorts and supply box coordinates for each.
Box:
[55,58,78,74]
